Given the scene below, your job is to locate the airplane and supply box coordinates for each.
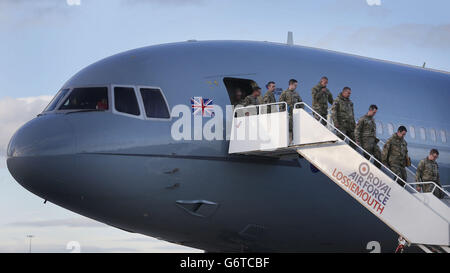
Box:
[6,38,450,253]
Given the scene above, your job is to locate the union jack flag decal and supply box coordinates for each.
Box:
[191,97,215,117]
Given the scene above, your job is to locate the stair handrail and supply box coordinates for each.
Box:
[407,182,450,198]
[232,102,287,117]
[327,109,418,179]
[294,102,450,201]
[374,132,448,198]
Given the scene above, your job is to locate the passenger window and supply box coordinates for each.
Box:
[440,130,447,143]
[114,87,140,116]
[430,129,437,142]
[140,88,170,119]
[387,123,394,135]
[45,88,70,112]
[60,87,108,110]
[419,127,426,141]
[409,126,416,139]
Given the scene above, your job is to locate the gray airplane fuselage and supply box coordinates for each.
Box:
[6,41,450,252]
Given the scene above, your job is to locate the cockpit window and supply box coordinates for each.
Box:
[114,87,140,116]
[140,88,170,119]
[59,87,108,110]
[44,88,70,112]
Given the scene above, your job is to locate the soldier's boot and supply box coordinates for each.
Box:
[346,130,357,150]
[373,159,382,169]
[373,147,382,169]
[425,183,444,199]
[400,169,407,186]
[397,180,405,187]
[363,146,382,169]
[434,188,444,199]
[320,111,329,126]
[313,113,327,126]
[335,127,346,141]
[390,166,406,187]
[313,113,320,121]
[362,149,371,161]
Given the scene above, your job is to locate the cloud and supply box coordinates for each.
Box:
[325,0,389,18]
[6,217,107,228]
[366,0,381,6]
[0,0,79,28]
[0,95,52,168]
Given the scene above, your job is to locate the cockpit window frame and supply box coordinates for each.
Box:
[43,88,71,113]
[111,84,144,119]
[53,85,111,113]
[41,87,73,113]
[136,85,172,121]
[46,84,171,122]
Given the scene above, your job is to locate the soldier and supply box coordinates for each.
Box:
[263,81,276,103]
[233,88,245,107]
[416,149,443,199]
[243,85,263,106]
[311,76,333,125]
[355,105,381,164]
[382,126,410,186]
[279,79,303,142]
[331,87,355,142]
[262,81,276,114]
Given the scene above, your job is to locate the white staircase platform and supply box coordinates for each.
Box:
[229,102,450,250]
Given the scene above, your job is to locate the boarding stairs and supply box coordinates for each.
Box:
[229,102,450,253]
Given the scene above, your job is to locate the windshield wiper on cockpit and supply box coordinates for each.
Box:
[65,109,107,115]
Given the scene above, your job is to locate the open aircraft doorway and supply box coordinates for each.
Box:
[223,77,259,106]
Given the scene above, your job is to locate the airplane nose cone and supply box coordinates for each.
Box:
[6,114,76,198]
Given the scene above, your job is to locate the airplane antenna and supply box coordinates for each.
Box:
[287,31,294,46]
[26,235,34,253]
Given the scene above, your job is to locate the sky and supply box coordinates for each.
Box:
[0,0,449,252]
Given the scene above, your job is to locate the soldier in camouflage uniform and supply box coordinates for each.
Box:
[233,88,245,108]
[416,149,443,199]
[262,81,276,114]
[279,79,303,142]
[263,81,276,104]
[382,126,410,186]
[355,105,381,164]
[311,76,333,125]
[243,86,263,106]
[331,87,355,141]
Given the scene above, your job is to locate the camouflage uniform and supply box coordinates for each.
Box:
[311,83,333,125]
[262,90,276,113]
[243,95,263,106]
[263,91,276,104]
[382,133,409,186]
[279,89,303,132]
[416,157,443,198]
[355,114,381,162]
[233,98,246,108]
[331,93,356,141]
